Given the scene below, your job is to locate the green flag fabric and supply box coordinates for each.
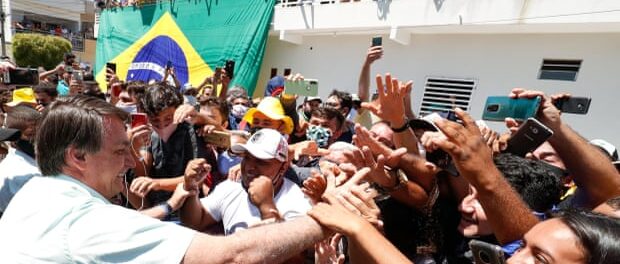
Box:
[95,0,275,96]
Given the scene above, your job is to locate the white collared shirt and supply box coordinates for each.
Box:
[0,174,196,263]
[0,146,40,212]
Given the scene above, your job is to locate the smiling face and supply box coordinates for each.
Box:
[507,219,585,264]
[82,116,135,199]
[458,186,493,237]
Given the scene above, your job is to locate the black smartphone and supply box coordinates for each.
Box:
[504,118,554,157]
[2,68,39,85]
[106,62,117,73]
[554,97,591,114]
[225,60,235,79]
[372,36,382,47]
[469,240,506,264]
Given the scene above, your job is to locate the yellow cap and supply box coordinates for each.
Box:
[6,88,37,107]
[242,97,294,135]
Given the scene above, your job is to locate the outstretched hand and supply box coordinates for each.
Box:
[361,73,411,126]
[353,124,406,168]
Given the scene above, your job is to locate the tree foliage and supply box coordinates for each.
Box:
[12,33,72,70]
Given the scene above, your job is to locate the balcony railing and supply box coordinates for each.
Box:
[276,0,370,8]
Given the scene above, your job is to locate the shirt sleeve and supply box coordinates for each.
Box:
[67,202,196,263]
[201,182,231,222]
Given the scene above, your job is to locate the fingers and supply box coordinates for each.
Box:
[347,167,371,186]
[454,108,478,135]
[375,74,385,101]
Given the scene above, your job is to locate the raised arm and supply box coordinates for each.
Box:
[357,46,383,102]
[179,159,217,231]
[510,89,620,209]
[432,108,539,244]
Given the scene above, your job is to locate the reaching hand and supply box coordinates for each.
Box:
[308,191,369,236]
[130,177,160,198]
[227,164,242,182]
[302,170,328,205]
[247,176,275,208]
[127,124,151,151]
[184,159,211,192]
[174,104,198,125]
[340,183,383,229]
[290,140,330,161]
[315,234,345,264]
[361,73,411,126]
[430,108,497,185]
[353,124,406,168]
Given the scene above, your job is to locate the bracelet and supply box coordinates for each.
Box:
[159,202,175,217]
[390,118,410,133]
[382,169,409,192]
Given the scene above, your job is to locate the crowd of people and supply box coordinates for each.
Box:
[0,44,619,263]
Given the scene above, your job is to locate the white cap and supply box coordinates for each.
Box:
[590,139,618,161]
[231,128,288,162]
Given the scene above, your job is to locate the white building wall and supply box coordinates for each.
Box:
[258,33,620,147]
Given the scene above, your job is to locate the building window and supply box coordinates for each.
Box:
[538,59,582,81]
[419,76,476,117]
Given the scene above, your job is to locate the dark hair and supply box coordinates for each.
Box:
[139,83,182,117]
[555,210,620,264]
[199,96,229,123]
[328,90,353,112]
[63,52,76,61]
[33,83,59,98]
[606,196,620,211]
[311,107,345,131]
[493,153,563,212]
[6,105,40,131]
[36,95,128,176]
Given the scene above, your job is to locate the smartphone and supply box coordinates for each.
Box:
[469,240,506,264]
[204,130,231,149]
[504,118,553,157]
[284,79,319,96]
[106,62,117,73]
[554,97,591,114]
[130,113,148,128]
[284,68,292,76]
[372,36,382,47]
[2,68,39,85]
[482,96,541,122]
[225,60,235,79]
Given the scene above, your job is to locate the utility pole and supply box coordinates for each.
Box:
[0,0,6,57]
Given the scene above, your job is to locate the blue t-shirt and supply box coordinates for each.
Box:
[57,80,69,96]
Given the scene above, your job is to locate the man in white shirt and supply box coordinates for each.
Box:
[0,95,328,263]
[0,106,41,213]
[180,128,311,234]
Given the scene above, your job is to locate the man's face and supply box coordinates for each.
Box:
[252,112,283,132]
[458,186,493,237]
[203,86,214,97]
[507,219,585,264]
[240,153,285,189]
[232,97,250,107]
[303,100,321,113]
[83,117,135,199]
[148,107,175,130]
[20,120,37,141]
[69,80,83,95]
[35,92,54,107]
[529,142,566,170]
[309,115,341,144]
[325,95,349,117]
[370,122,395,149]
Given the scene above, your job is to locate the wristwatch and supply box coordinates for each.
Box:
[159,202,175,218]
[382,169,409,192]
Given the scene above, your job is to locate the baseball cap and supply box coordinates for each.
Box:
[231,128,288,162]
[242,97,294,135]
[409,112,442,132]
[264,76,285,97]
[0,128,20,142]
[5,88,37,107]
[590,139,618,161]
[305,96,322,103]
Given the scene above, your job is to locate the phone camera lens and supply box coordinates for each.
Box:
[478,251,491,264]
[487,104,499,112]
[531,127,539,134]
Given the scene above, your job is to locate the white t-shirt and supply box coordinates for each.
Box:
[202,178,311,235]
[0,175,196,263]
[0,147,40,212]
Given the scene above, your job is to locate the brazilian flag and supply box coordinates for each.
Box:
[95,0,275,96]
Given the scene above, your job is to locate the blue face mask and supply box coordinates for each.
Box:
[306,125,331,148]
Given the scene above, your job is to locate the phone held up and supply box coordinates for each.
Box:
[504,118,554,157]
[284,79,319,97]
[482,96,541,122]
[2,68,39,85]
[225,60,235,79]
[106,62,117,74]
[372,36,382,47]
[554,96,591,115]
[130,113,148,128]
[204,130,231,149]
[469,240,506,264]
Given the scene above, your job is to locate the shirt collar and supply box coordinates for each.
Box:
[55,174,111,204]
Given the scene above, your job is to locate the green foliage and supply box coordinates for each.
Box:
[12,33,72,70]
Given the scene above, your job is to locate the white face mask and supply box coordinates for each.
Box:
[231,104,249,119]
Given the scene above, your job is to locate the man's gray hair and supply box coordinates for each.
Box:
[226,86,248,104]
[328,142,359,153]
[35,96,128,176]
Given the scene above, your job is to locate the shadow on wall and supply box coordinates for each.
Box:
[375,0,392,20]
